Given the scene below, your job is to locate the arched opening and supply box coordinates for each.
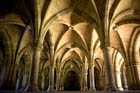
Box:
[64,70,80,91]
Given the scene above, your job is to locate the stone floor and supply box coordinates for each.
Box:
[0,90,140,93]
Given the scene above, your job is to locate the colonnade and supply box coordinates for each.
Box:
[0,43,139,91]
[26,45,120,91]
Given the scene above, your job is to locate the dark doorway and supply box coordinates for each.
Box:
[64,71,80,91]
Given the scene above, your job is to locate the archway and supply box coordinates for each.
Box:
[64,70,80,91]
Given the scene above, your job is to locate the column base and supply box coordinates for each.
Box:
[55,88,61,91]
[104,85,118,91]
[89,88,96,91]
[25,84,39,92]
[83,87,88,91]
[117,87,123,90]
[123,85,128,90]
[47,86,54,91]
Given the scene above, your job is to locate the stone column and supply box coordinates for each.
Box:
[26,43,42,91]
[24,63,31,90]
[59,78,62,91]
[10,64,19,89]
[132,63,140,89]
[2,63,13,89]
[56,73,60,91]
[41,73,45,90]
[99,73,105,89]
[21,72,26,90]
[122,67,128,90]
[89,65,96,91]
[60,79,64,91]
[115,69,123,90]
[16,70,20,90]
[83,72,88,91]
[80,75,84,91]
[47,66,55,91]
[125,65,134,89]
[82,57,88,91]
[102,46,117,91]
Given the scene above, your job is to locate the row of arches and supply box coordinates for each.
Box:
[0,0,140,91]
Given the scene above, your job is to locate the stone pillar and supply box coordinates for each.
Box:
[24,63,31,90]
[61,83,64,91]
[21,62,28,90]
[10,64,18,89]
[56,73,60,91]
[60,79,64,91]
[21,72,26,90]
[122,67,128,90]
[82,57,88,91]
[89,65,96,91]
[3,63,13,89]
[83,72,88,91]
[132,63,140,89]
[16,70,20,90]
[125,65,134,89]
[47,66,55,91]
[99,73,105,89]
[80,75,84,91]
[41,73,45,90]
[102,46,117,91]
[26,43,42,91]
[115,70,123,90]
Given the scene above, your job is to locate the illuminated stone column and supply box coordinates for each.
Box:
[47,66,55,91]
[122,67,128,90]
[27,42,42,91]
[132,63,140,89]
[21,62,29,90]
[83,57,88,91]
[80,75,84,91]
[102,46,117,91]
[125,65,134,89]
[16,70,20,90]
[21,72,27,90]
[125,64,140,89]
[115,69,123,90]
[41,73,45,90]
[56,73,60,91]
[89,65,96,91]
[60,79,64,91]
[10,64,19,89]
[83,72,88,91]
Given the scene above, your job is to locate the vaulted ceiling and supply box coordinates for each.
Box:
[0,0,140,74]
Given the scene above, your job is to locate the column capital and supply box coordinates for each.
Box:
[25,26,31,31]
[33,41,43,51]
[101,46,111,52]
[115,70,121,74]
